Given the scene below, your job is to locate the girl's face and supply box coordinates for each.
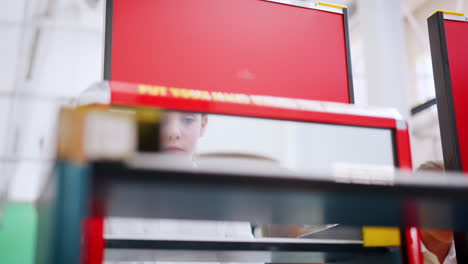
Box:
[160,111,207,155]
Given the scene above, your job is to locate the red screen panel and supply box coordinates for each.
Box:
[445,19,468,172]
[109,0,351,103]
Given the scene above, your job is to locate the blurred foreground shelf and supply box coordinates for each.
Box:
[36,159,468,264]
[85,160,468,228]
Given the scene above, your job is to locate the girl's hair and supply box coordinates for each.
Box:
[417,161,445,171]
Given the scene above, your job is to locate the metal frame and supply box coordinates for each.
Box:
[263,0,344,14]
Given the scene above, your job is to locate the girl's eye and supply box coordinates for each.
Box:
[182,116,195,124]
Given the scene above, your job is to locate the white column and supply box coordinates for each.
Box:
[357,0,410,119]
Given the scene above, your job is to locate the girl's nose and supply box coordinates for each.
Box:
[165,122,181,141]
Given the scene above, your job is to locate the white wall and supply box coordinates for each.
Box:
[0,0,105,202]
[291,122,394,172]
[197,115,289,162]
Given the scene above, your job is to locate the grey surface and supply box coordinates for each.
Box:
[300,225,362,240]
[104,249,366,263]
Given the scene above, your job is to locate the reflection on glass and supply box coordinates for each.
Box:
[153,110,396,173]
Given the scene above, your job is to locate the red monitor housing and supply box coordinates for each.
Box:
[428,12,468,172]
[104,0,354,104]
[428,11,468,264]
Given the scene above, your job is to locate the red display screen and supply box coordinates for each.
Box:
[108,0,352,103]
[445,19,468,172]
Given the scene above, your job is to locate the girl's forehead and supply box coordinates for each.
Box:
[164,111,202,116]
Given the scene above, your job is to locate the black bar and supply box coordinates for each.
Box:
[105,239,384,252]
[343,8,355,104]
[398,229,409,264]
[453,232,468,263]
[103,0,113,80]
[410,98,436,116]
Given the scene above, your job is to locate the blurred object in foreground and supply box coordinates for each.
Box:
[57,106,162,163]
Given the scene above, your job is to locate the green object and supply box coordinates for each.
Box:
[0,203,37,264]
